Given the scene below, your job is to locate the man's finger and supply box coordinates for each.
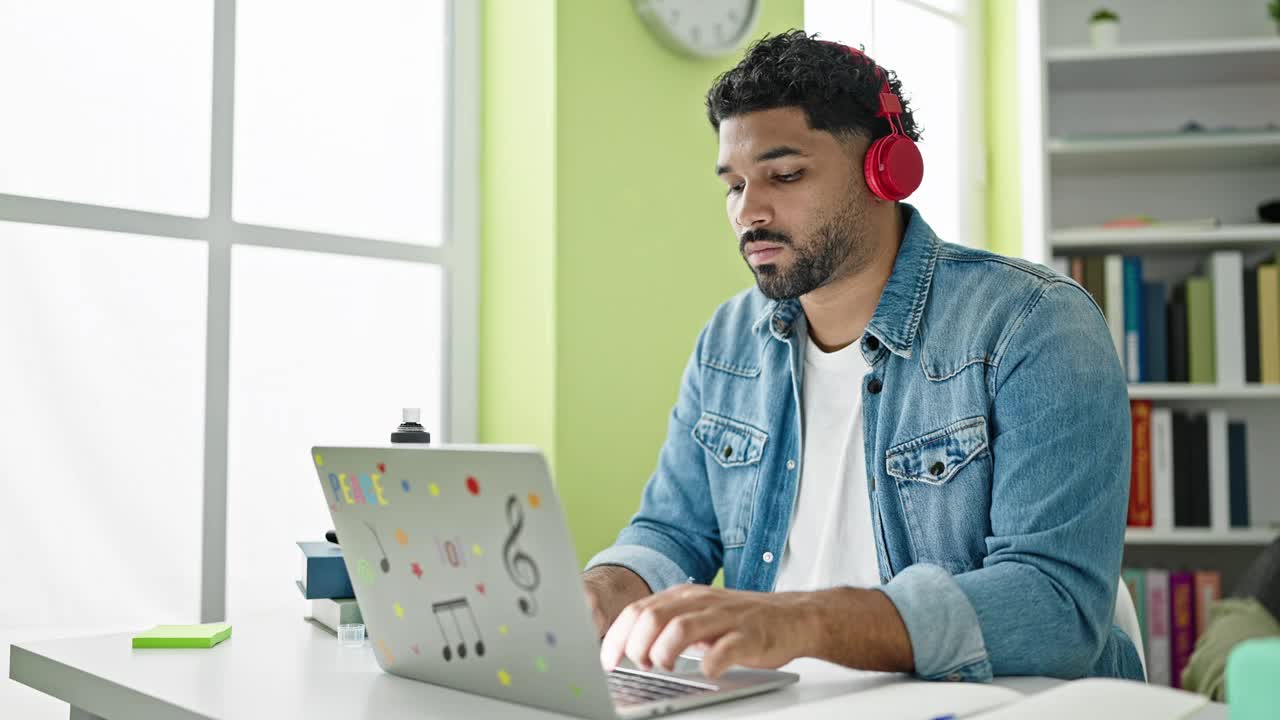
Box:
[700,630,751,679]
[600,599,646,671]
[648,609,731,671]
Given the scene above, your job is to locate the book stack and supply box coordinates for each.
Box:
[1053,251,1271,384]
[297,540,363,633]
[1122,567,1221,688]
[1126,400,1251,531]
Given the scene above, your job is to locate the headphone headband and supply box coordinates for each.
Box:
[822,41,905,132]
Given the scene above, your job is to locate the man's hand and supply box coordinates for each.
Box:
[599,584,818,679]
[598,584,915,680]
[582,565,652,637]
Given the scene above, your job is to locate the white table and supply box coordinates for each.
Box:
[9,609,1226,719]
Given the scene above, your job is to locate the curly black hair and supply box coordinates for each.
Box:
[705,30,921,145]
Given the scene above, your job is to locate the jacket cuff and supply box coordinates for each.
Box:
[880,563,993,681]
[584,544,689,594]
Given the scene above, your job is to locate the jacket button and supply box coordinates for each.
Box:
[723,446,733,459]
[867,378,883,394]
[786,459,796,470]
[946,673,962,682]
[865,335,880,351]
[762,551,774,563]
[930,461,945,476]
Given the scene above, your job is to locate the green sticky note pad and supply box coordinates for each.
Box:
[132,623,232,649]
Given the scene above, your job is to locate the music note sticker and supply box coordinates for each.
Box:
[502,494,541,616]
[394,602,405,619]
[497,670,511,686]
[365,521,391,573]
[314,453,324,467]
[411,562,423,579]
[528,492,541,509]
[535,657,548,672]
[355,558,376,586]
[472,544,484,557]
[431,597,486,661]
[498,625,509,635]
[411,643,421,655]
[377,462,387,473]
[546,632,556,647]
[401,479,411,493]
[429,482,441,497]
[466,476,480,496]
[572,686,582,698]
[378,638,395,665]
[395,528,409,546]
[435,537,466,568]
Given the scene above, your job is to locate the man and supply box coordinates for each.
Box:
[582,30,1143,683]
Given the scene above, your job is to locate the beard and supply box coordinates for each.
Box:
[742,195,874,301]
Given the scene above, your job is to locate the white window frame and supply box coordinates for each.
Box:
[0,0,479,622]
[805,0,985,247]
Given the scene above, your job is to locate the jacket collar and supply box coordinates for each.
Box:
[752,203,939,359]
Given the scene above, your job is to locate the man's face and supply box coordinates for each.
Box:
[716,107,875,300]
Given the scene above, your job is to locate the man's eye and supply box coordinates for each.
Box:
[726,183,744,196]
[775,171,804,183]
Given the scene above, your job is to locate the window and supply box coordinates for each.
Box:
[805,0,983,247]
[0,2,476,715]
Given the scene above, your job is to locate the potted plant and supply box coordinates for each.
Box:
[1270,1,1280,35]
[1089,8,1120,48]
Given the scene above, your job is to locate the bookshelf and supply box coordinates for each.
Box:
[1022,0,1280,597]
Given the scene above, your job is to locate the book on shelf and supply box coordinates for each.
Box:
[1121,568,1148,649]
[1185,277,1215,384]
[1207,410,1231,531]
[1228,421,1250,528]
[1210,251,1245,385]
[1145,568,1171,686]
[1168,288,1189,383]
[1124,257,1145,383]
[1192,571,1221,640]
[1151,407,1175,532]
[1244,264,1261,383]
[1143,281,1168,382]
[1106,255,1126,374]
[1258,263,1280,383]
[1128,399,1153,527]
[1169,571,1195,689]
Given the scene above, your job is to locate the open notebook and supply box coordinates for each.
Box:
[748,677,1207,720]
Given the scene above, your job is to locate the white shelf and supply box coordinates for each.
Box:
[1128,384,1280,401]
[1048,130,1280,173]
[1125,528,1279,545]
[1052,223,1280,254]
[1047,37,1280,92]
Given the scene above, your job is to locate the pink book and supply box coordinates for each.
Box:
[1145,569,1171,686]
[1169,571,1197,688]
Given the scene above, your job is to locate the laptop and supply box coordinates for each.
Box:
[310,444,798,719]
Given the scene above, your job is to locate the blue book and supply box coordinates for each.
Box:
[297,541,355,600]
[1144,281,1168,382]
[1123,257,1145,383]
[1228,422,1250,528]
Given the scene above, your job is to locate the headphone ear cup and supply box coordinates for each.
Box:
[863,137,891,200]
[872,135,923,201]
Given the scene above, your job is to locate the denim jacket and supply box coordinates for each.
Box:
[586,205,1144,682]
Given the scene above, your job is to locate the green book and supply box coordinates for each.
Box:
[1186,276,1216,383]
[1122,568,1148,648]
[132,623,232,649]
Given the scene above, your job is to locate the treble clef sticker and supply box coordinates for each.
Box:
[502,494,540,616]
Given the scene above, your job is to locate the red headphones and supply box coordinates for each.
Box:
[826,42,923,202]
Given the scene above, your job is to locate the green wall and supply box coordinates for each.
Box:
[482,0,805,564]
[983,0,1021,257]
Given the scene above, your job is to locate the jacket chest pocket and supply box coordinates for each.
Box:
[692,411,767,549]
[885,416,991,572]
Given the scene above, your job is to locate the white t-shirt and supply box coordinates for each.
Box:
[772,334,882,592]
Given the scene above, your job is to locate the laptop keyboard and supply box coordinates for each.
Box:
[607,667,718,707]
